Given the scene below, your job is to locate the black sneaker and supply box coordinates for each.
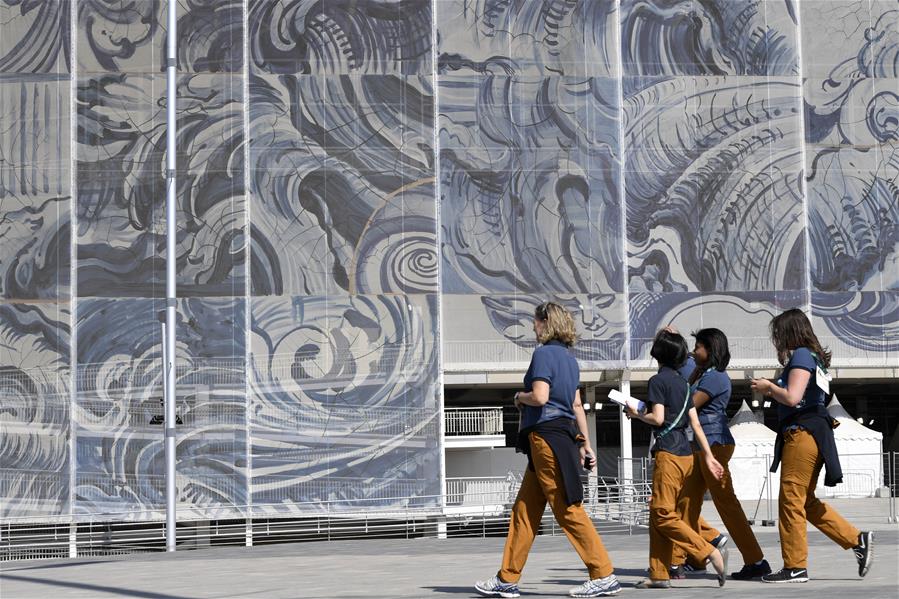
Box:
[683,562,706,572]
[668,564,686,579]
[762,568,809,583]
[854,531,874,577]
[731,559,772,580]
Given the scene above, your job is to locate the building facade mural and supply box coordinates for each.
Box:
[1,0,897,521]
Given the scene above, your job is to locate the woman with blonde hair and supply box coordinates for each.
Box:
[751,308,873,583]
[475,302,620,598]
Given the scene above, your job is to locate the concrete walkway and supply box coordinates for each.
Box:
[1,502,897,599]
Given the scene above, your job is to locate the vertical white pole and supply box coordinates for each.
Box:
[242,0,253,547]
[165,0,178,552]
[431,0,448,539]
[585,386,598,483]
[619,374,633,492]
[68,0,78,560]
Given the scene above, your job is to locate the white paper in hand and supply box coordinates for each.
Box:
[607,388,646,413]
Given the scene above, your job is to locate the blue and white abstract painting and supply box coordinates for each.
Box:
[2,0,899,522]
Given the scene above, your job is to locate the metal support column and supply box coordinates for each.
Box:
[619,373,634,494]
[164,0,178,553]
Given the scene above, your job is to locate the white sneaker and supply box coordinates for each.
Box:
[568,574,622,597]
[474,575,521,598]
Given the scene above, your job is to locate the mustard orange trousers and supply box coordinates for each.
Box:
[648,451,716,580]
[778,429,860,569]
[672,444,764,567]
[498,432,614,583]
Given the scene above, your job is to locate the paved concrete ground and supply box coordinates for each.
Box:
[1,502,896,599]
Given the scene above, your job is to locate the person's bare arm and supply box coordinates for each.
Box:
[691,389,712,409]
[573,390,596,471]
[627,402,665,426]
[688,407,724,480]
[573,389,590,441]
[515,380,550,407]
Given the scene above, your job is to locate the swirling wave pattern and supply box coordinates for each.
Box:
[77,0,242,73]
[77,73,245,297]
[812,292,899,354]
[250,0,432,74]
[621,0,798,78]
[0,0,69,74]
[74,298,245,515]
[624,76,805,292]
[0,303,70,518]
[353,183,438,294]
[438,0,617,76]
[5,0,899,523]
[250,295,439,510]
[628,291,805,362]
[0,77,70,300]
[440,75,622,295]
[249,73,435,295]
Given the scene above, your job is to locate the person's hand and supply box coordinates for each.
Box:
[580,445,596,472]
[705,455,725,481]
[663,324,679,335]
[624,405,640,420]
[513,392,522,410]
[750,378,773,397]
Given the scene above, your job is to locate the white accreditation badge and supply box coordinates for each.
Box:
[815,365,832,394]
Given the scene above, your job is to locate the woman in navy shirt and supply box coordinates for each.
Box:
[626,329,728,588]
[475,302,620,598]
[751,309,873,583]
[671,328,769,580]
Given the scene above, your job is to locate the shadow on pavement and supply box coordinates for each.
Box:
[0,574,192,599]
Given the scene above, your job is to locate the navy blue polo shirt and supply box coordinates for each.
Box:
[776,347,825,423]
[678,357,734,446]
[647,366,693,456]
[520,340,578,429]
[692,368,735,446]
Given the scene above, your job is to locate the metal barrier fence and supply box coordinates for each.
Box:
[2,456,895,562]
[0,477,651,562]
[612,452,899,527]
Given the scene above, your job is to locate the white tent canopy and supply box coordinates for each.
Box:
[728,401,778,500]
[823,395,884,497]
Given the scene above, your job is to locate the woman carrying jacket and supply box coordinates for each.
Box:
[670,328,770,580]
[475,302,620,598]
[750,308,874,583]
[625,328,728,589]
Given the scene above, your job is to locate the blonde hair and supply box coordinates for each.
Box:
[534,302,578,347]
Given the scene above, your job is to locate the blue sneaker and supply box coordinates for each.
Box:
[475,575,520,598]
[568,574,621,597]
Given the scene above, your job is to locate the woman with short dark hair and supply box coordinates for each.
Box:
[751,308,874,583]
[670,328,770,580]
[475,302,620,598]
[626,328,729,588]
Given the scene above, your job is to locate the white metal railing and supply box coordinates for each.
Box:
[444,407,504,436]
[0,477,650,562]
[445,476,513,505]
[3,456,896,562]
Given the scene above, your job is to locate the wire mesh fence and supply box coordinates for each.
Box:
[0,476,651,562]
